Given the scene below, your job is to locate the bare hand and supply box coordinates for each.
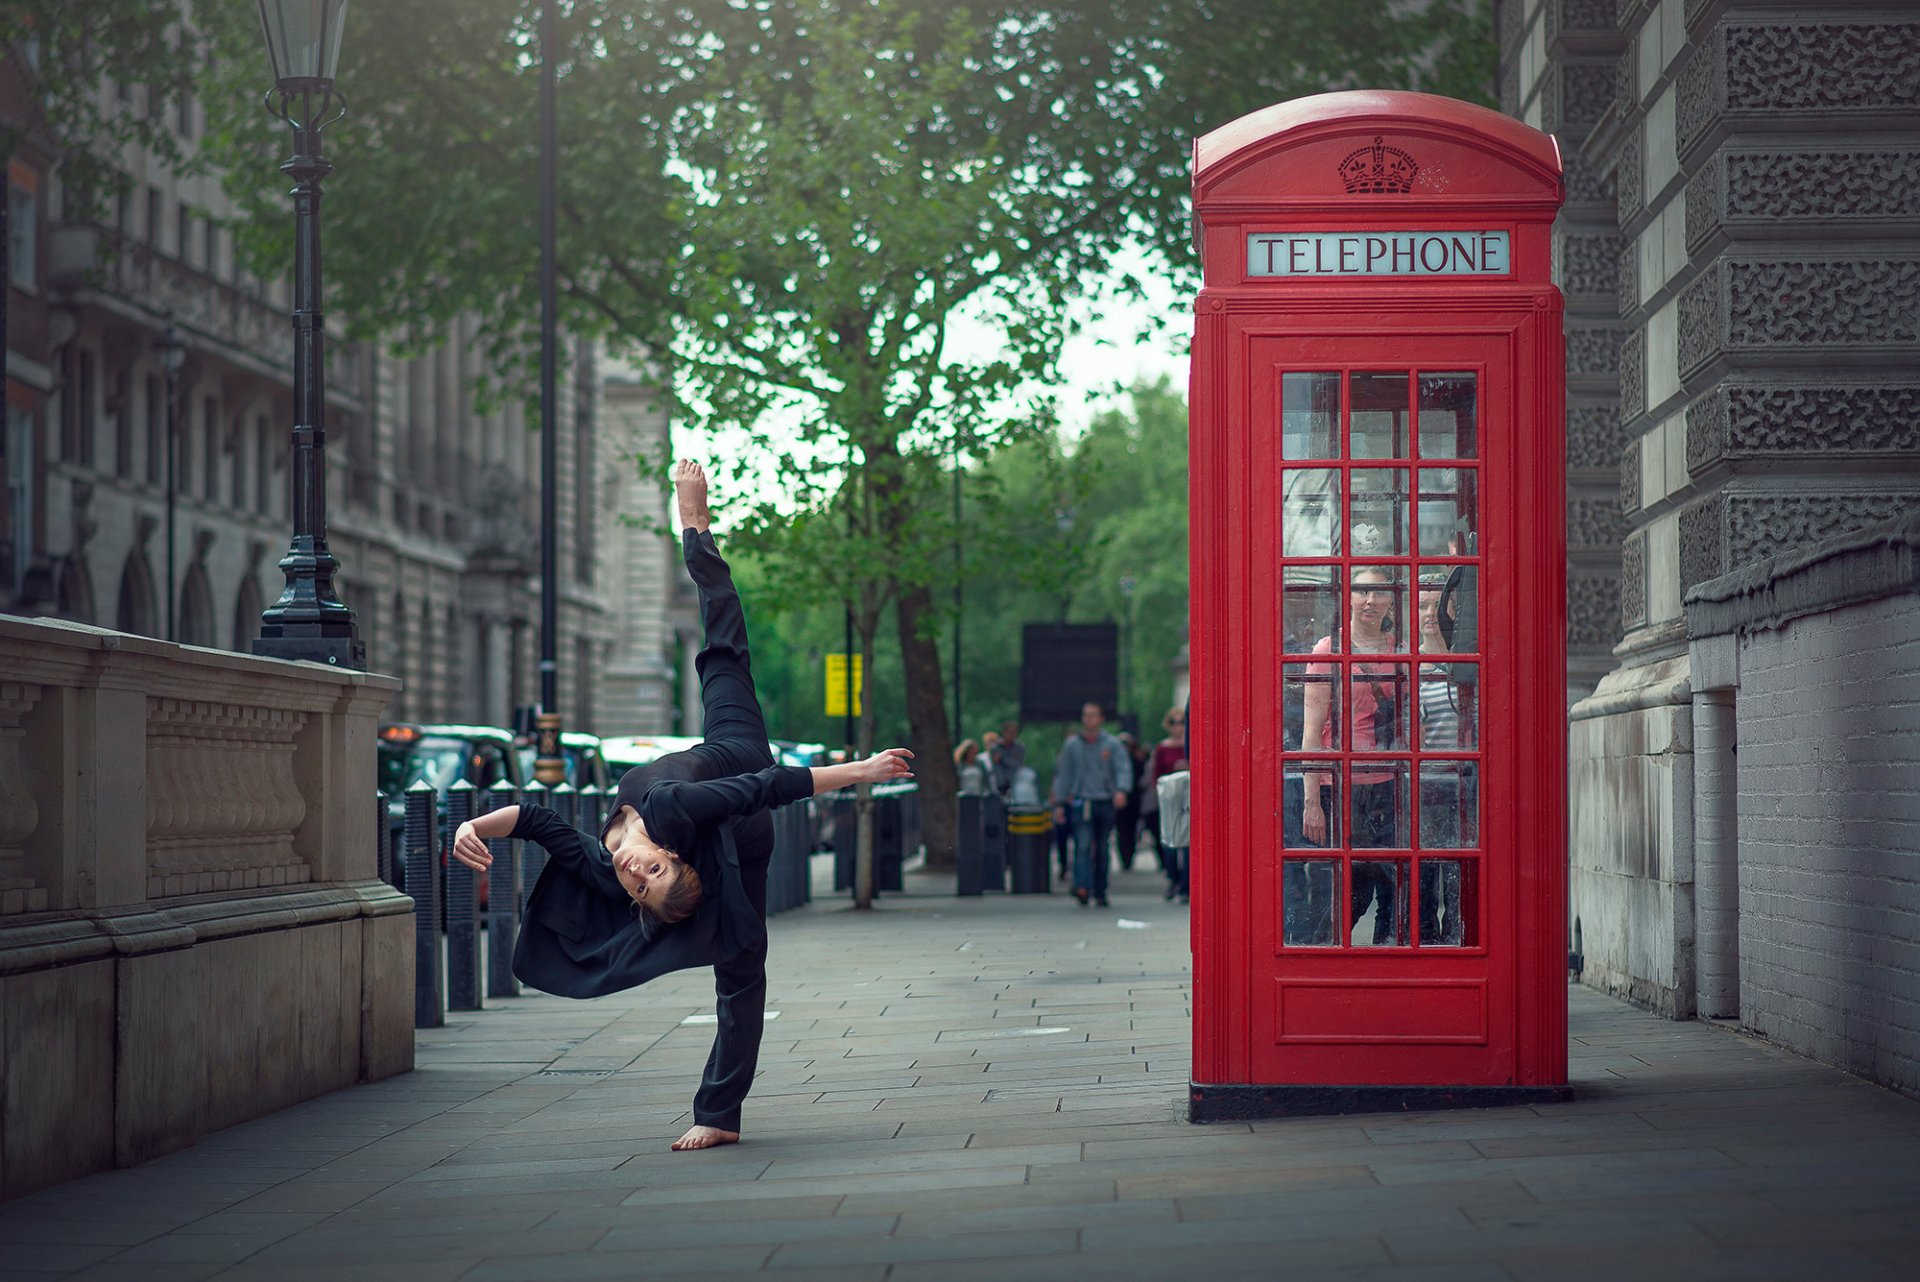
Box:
[860,748,914,783]
[1112,791,1128,810]
[451,820,492,871]
[1302,799,1327,845]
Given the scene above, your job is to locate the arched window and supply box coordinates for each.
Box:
[232,572,262,652]
[179,563,214,647]
[115,552,156,636]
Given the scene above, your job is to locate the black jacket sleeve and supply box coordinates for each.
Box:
[509,804,628,904]
[642,765,814,830]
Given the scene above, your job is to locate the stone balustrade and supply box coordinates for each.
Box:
[0,617,409,1200]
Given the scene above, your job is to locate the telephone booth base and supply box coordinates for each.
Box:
[1188,1080,1574,1123]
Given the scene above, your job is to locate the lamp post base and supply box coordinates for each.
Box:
[252,635,366,669]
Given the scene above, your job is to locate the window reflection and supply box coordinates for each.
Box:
[1283,858,1338,946]
[1351,858,1410,946]
[1419,858,1477,947]
[1418,467,1477,556]
[1283,468,1341,557]
[1351,467,1411,556]
[1285,757,1340,849]
[1350,371,1410,459]
[1417,372,1477,458]
[1282,568,1340,656]
[1419,761,1479,848]
[1282,372,1341,460]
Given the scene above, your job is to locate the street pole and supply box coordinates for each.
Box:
[533,1,565,784]
[251,2,363,669]
[952,437,962,741]
[156,325,185,641]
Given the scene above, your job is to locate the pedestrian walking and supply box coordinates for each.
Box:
[1143,706,1190,900]
[451,461,913,1151]
[1052,701,1133,907]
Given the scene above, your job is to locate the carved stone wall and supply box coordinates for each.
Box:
[1688,384,1920,473]
[1620,533,1648,629]
[1678,20,1920,156]
[1680,259,1920,376]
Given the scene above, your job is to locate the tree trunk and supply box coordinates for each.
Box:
[897,583,957,870]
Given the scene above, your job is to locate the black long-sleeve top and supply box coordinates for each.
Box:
[509,764,814,998]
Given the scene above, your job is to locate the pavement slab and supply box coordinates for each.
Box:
[5,856,1920,1279]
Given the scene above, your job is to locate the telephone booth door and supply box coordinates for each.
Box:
[1187,93,1570,1119]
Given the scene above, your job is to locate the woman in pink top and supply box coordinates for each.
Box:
[1299,566,1408,944]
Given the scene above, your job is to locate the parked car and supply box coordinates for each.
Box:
[599,734,703,778]
[513,731,613,793]
[377,722,526,909]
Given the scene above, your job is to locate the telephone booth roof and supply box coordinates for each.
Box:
[1193,90,1563,222]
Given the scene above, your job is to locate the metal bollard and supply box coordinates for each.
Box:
[551,781,578,838]
[577,783,605,841]
[955,793,985,896]
[831,792,855,892]
[404,780,444,1027]
[375,791,394,888]
[1006,805,1053,894]
[482,779,521,998]
[519,782,550,910]
[982,792,1007,891]
[444,781,482,1011]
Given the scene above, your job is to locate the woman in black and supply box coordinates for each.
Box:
[452,460,912,1150]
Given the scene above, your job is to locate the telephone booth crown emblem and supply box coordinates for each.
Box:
[1338,136,1419,194]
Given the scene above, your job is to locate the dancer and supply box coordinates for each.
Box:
[450,460,912,1150]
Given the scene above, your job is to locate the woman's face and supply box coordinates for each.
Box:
[613,834,683,908]
[1350,572,1392,633]
[1420,589,1443,642]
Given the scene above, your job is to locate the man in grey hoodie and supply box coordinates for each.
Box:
[1051,701,1133,907]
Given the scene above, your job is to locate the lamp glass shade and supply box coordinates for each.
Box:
[257,0,349,87]
[156,327,187,377]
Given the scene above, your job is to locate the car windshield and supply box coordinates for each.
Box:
[379,737,469,794]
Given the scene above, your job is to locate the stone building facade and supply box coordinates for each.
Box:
[2,51,689,738]
[1501,0,1920,1091]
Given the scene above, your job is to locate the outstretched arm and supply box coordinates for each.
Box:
[650,750,915,828]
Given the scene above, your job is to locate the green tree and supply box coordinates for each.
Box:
[6,0,1492,901]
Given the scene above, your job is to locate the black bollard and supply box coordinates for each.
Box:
[519,782,550,910]
[404,780,444,1026]
[982,792,1007,891]
[444,781,482,1011]
[577,783,605,841]
[375,790,394,888]
[832,791,855,892]
[956,793,985,897]
[1006,805,1053,894]
[484,779,521,999]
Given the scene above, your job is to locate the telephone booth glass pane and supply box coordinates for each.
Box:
[1283,568,1341,655]
[1417,372,1478,458]
[1418,858,1469,946]
[1351,468,1411,556]
[1349,760,1409,848]
[1350,372,1410,458]
[1347,663,1411,754]
[1283,469,1342,556]
[1283,858,1338,946]
[1418,567,1477,655]
[1282,373,1341,460]
[1419,467,1478,557]
[1287,665,1340,761]
[1287,759,1340,849]
[1418,664,1478,750]
[1347,565,1408,653]
[1351,858,1410,946]
[1418,760,1479,848]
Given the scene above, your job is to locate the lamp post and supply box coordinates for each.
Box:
[1118,573,1137,725]
[155,324,187,642]
[249,0,364,668]
[533,0,564,785]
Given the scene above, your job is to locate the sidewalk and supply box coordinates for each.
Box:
[4,858,1919,1281]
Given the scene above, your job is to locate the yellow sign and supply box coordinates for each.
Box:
[824,653,864,717]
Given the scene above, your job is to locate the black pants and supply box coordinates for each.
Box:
[612,529,773,1132]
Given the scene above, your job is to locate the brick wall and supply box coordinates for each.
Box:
[1734,590,1920,1094]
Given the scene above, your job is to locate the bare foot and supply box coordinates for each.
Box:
[672,459,710,532]
[670,1124,739,1151]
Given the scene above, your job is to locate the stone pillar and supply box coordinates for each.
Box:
[1690,677,1739,1019]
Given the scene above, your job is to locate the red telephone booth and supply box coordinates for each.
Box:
[1187,91,1570,1119]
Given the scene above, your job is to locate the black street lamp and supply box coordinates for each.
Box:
[155,323,187,642]
[250,0,364,668]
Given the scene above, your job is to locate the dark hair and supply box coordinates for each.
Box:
[635,858,703,935]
